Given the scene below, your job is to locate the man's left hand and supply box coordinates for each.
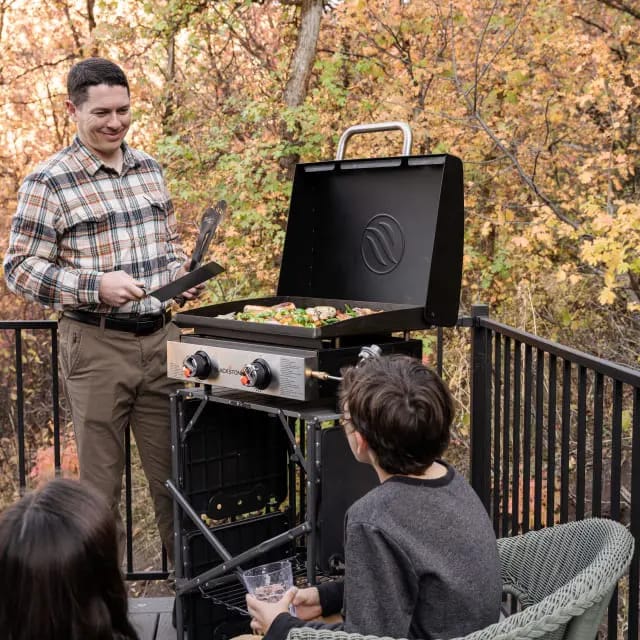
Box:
[246,587,298,635]
[175,261,206,300]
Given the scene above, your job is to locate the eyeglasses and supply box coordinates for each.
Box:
[339,414,354,432]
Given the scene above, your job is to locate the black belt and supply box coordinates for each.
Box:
[63,309,171,335]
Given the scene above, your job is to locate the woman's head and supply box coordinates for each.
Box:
[0,478,138,640]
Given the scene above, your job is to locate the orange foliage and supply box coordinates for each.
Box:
[29,440,79,488]
[0,0,638,349]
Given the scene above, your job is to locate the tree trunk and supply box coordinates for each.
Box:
[280,0,323,178]
[162,32,177,137]
[283,0,323,107]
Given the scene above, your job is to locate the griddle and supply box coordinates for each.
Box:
[175,123,465,346]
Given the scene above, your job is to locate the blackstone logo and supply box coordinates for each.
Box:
[361,214,405,274]
[220,367,243,376]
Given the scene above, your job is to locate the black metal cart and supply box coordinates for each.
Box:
[169,389,381,640]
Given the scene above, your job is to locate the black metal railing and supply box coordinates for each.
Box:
[0,320,166,581]
[4,312,640,636]
[469,304,640,639]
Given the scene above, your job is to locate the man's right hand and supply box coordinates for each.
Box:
[292,586,322,621]
[98,270,146,307]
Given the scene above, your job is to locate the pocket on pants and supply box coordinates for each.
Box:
[59,319,84,377]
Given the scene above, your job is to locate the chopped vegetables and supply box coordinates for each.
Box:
[217,302,381,327]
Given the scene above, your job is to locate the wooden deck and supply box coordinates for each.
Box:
[129,597,176,640]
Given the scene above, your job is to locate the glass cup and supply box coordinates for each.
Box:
[242,559,295,612]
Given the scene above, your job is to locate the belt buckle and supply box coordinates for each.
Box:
[134,315,160,336]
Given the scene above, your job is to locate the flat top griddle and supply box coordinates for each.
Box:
[176,124,464,345]
[174,296,426,345]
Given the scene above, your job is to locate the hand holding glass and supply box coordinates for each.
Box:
[243,560,295,612]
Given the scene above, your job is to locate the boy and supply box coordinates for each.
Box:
[247,354,502,640]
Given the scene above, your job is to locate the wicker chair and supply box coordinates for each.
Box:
[288,518,634,640]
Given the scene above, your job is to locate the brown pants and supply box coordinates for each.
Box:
[58,316,181,566]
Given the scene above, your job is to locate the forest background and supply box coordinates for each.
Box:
[0,0,639,571]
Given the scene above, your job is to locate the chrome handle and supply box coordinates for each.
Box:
[335,121,413,160]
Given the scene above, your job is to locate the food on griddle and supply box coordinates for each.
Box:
[218,302,381,327]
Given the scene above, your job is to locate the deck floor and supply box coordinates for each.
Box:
[130,597,176,640]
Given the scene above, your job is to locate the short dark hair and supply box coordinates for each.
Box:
[67,57,129,106]
[339,355,454,475]
[0,478,139,640]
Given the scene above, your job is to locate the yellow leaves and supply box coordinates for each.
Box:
[590,212,613,232]
[529,223,553,248]
[506,69,529,86]
[578,170,595,185]
[619,25,635,45]
[511,236,529,249]
[546,104,565,125]
[554,268,581,287]
[598,288,616,305]
[255,202,268,216]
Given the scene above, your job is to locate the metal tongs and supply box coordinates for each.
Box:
[176,200,226,306]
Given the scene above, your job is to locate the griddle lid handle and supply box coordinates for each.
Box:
[335,121,413,160]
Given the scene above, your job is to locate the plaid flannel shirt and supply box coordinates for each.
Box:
[4,136,186,314]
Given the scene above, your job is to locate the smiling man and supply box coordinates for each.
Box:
[3,57,200,568]
[66,82,132,172]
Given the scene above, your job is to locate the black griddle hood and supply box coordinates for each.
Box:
[278,152,463,326]
[175,150,464,340]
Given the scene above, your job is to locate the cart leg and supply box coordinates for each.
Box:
[305,418,322,585]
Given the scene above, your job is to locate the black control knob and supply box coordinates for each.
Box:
[240,358,271,390]
[183,351,217,379]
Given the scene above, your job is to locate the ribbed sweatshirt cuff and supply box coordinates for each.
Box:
[318,580,344,616]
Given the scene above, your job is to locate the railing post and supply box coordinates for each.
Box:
[15,329,26,492]
[470,304,491,511]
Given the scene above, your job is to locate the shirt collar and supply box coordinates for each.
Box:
[72,136,140,175]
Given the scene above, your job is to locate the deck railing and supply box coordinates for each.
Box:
[469,304,640,639]
[0,319,167,580]
[3,311,640,636]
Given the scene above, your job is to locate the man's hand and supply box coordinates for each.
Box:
[98,271,146,307]
[175,261,206,301]
[246,587,298,635]
[291,586,322,621]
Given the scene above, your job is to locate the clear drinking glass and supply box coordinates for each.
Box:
[242,559,295,612]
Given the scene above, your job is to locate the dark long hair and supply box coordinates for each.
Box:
[0,478,139,640]
[339,355,455,475]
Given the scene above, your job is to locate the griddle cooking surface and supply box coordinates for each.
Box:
[174,296,426,341]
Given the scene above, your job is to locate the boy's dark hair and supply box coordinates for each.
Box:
[67,57,129,106]
[0,478,139,640]
[338,354,454,475]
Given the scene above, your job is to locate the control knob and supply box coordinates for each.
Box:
[240,358,271,390]
[183,351,217,379]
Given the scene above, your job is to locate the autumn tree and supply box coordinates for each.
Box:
[0,0,638,365]
[310,0,640,362]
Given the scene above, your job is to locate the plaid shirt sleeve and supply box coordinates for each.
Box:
[4,176,102,310]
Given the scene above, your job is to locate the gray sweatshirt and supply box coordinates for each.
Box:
[267,462,501,640]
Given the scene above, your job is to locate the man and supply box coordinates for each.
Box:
[4,57,201,565]
[246,355,502,640]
